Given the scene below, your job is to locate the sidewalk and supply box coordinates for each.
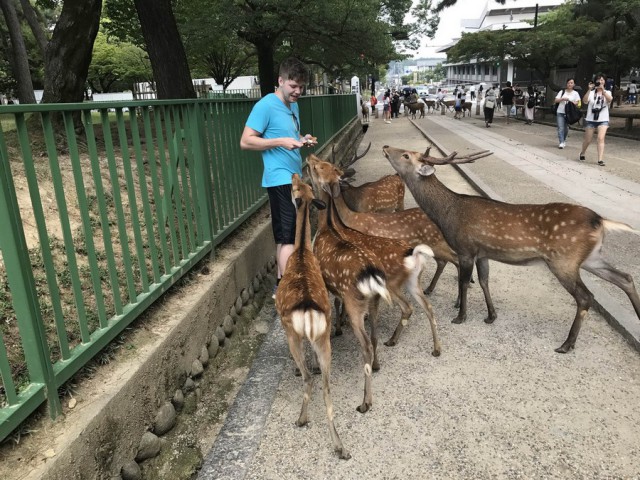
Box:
[199,112,640,479]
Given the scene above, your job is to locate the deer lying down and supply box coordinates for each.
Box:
[383,145,640,353]
[275,174,349,459]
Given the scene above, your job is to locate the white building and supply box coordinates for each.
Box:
[437,0,564,88]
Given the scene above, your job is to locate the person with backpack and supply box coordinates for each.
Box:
[554,78,581,149]
[524,85,535,125]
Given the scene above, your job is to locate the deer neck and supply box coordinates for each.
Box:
[334,194,358,225]
[294,202,313,251]
[405,173,459,227]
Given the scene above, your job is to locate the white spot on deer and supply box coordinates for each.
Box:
[553,225,559,231]
[571,236,577,242]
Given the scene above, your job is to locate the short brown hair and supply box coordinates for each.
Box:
[279,57,309,84]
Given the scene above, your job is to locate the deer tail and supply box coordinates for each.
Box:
[356,266,392,305]
[602,219,636,233]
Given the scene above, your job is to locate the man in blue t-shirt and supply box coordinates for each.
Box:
[240,57,317,291]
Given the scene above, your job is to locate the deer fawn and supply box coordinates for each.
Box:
[383,145,640,353]
[275,174,349,459]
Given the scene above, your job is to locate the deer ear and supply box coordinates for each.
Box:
[417,164,435,177]
[312,199,326,210]
[342,167,356,179]
[295,198,302,208]
[331,182,341,198]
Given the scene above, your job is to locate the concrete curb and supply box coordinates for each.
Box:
[410,118,640,354]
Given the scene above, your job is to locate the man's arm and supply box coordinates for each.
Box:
[240,126,303,151]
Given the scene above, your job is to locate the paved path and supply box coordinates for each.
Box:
[199,110,640,480]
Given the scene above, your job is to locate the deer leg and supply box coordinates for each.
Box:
[409,285,442,357]
[286,333,313,427]
[333,297,344,336]
[476,257,497,324]
[344,298,374,413]
[385,291,412,347]
[424,259,447,295]
[452,258,474,324]
[582,256,640,319]
[311,335,351,460]
[548,264,594,353]
[368,297,381,371]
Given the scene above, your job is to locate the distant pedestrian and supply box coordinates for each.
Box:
[453,93,463,120]
[470,85,476,101]
[383,92,391,123]
[524,85,535,125]
[500,81,515,124]
[483,85,497,128]
[628,80,637,104]
[478,84,484,100]
[391,90,400,118]
[554,78,581,149]
[579,74,613,166]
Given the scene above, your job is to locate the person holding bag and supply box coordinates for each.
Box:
[483,85,497,128]
[579,74,613,166]
[554,78,581,149]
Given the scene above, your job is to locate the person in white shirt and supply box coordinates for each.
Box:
[628,80,637,104]
[554,78,581,149]
[579,74,613,166]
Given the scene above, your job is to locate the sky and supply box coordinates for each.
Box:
[410,0,562,59]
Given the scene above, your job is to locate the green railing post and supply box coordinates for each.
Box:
[0,128,62,420]
[189,103,215,254]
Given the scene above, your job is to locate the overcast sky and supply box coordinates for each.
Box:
[410,0,562,59]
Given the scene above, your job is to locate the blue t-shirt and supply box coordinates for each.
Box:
[245,93,303,188]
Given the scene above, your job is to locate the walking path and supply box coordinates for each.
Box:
[198,109,640,480]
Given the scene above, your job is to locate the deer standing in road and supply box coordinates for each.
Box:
[383,145,640,353]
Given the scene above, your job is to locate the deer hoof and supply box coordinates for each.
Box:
[356,403,371,414]
[383,339,397,347]
[337,448,352,460]
[451,316,465,324]
[554,343,574,354]
[372,362,380,372]
[296,419,308,427]
[484,315,497,324]
[333,330,343,337]
[432,348,441,357]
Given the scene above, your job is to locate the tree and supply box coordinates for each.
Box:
[133,0,196,99]
[87,31,152,93]
[41,0,102,105]
[0,0,36,103]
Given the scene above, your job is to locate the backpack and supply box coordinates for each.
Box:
[370,96,377,106]
[527,97,535,109]
[564,101,583,125]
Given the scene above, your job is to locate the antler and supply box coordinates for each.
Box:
[422,149,492,165]
[332,142,372,166]
[352,142,372,162]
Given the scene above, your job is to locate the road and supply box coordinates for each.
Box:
[199,108,640,480]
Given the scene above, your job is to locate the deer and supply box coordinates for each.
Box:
[332,143,405,213]
[309,164,392,414]
[318,156,460,298]
[275,174,350,459]
[307,154,441,355]
[403,100,425,119]
[382,144,640,353]
[361,101,370,122]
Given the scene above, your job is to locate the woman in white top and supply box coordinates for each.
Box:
[579,74,613,166]
[554,78,581,149]
[483,86,497,128]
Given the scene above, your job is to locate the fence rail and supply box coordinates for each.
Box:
[0,93,356,441]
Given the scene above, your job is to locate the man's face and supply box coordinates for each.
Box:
[279,77,305,103]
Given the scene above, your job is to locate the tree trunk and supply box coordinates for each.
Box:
[0,0,36,104]
[41,0,102,104]
[18,0,48,56]
[134,0,195,99]
[256,41,276,97]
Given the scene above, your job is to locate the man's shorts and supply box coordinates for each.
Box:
[267,184,296,245]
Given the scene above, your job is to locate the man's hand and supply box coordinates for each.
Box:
[280,137,304,150]
[301,134,318,147]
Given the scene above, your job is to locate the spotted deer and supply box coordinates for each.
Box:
[275,174,349,459]
[307,154,441,356]
[331,143,405,213]
[310,167,392,413]
[316,157,459,297]
[383,144,640,353]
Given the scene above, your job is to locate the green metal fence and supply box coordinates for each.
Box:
[0,93,356,442]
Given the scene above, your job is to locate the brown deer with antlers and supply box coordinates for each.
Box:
[275,174,349,459]
[383,145,640,353]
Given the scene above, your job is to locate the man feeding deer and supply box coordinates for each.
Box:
[240,57,318,298]
[382,145,640,354]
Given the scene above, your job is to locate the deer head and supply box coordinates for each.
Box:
[291,173,326,210]
[382,145,492,178]
[307,154,342,198]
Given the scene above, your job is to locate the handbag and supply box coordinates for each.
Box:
[484,99,495,109]
[564,101,583,125]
